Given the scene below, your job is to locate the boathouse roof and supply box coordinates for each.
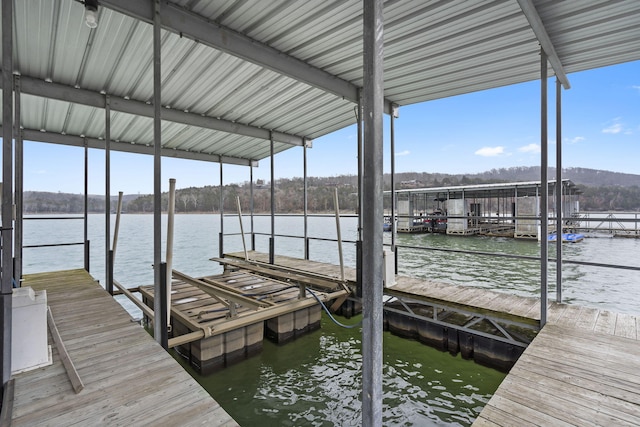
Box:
[2,1,640,165]
[391,179,581,198]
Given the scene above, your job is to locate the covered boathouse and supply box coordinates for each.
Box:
[1,1,640,425]
[388,180,581,238]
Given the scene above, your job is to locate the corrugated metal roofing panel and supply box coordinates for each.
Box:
[2,0,639,165]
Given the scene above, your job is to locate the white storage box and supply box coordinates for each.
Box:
[12,287,51,374]
[383,249,396,287]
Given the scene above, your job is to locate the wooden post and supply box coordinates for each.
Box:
[236,196,248,260]
[333,188,345,282]
[166,178,176,327]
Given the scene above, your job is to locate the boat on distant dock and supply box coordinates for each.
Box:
[548,233,585,243]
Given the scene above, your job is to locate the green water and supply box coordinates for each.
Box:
[175,314,505,426]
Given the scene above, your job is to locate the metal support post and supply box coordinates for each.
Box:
[555,79,563,303]
[390,105,396,255]
[166,179,176,326]
[152,0,163,344]
[85,240,90,273]
[269,237,275,265]
[540,48,549,326]
[305,238,310,261]
[250,163,255,251]
[105,95,111,292]
[303,141,309,260]
[219,162,224,257]
[1,0,14,388]
[356,94,363,296]
[13,76,22,284]
[108,250,114,295]
[159,262,168,350]
[362,0,384,424]
[394,248,399,275]
[84,143,89,272]
[270,133,275,264]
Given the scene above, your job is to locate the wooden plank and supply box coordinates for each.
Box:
[477,322,640,426]
[500,373,637,426]
[508,364,640,424]
[553,304,583,328]
[46,308,84,394]
[512,353,640,406]
[574,306,601,331]
[479,394,574,427]
[615,313,637,339]
[593,309,617,335]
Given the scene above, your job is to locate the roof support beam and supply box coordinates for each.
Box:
[517,0,571,89]
[11,76,305,147]
[100,0,394,114]
[1,127,255,166]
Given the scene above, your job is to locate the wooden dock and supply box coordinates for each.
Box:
[10,269,237,426]
[474,322,640,426]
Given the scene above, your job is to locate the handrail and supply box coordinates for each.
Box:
[23,242,84,249]
[23,216,84,220]
[392,243,640,272]
[249,231,358,245]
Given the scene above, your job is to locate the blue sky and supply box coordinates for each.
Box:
[15,60,640,195]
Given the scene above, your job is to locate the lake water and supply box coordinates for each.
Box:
[22,213,640,425]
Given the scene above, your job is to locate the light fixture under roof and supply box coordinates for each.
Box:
[84,0,99,29]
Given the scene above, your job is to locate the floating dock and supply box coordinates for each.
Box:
[8,269,237,426]
[138,265,349,374]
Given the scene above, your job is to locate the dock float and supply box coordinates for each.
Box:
[10,269,237,426]
[139,266,348,374]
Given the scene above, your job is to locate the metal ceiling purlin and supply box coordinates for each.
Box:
[98,0,395,114]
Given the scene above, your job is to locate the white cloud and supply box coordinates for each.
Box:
[518,143,541,154]
[567,136,585,144]
[633,85,640,94]
[602,123,622,134]
[475,146,505,157]
[395,150,410,156]
[602,118,623,134]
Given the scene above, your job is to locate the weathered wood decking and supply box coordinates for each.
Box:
[225,251,640,426]
[11,269,237,426]
[474,323,640,426]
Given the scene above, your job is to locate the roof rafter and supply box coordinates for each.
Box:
[516,0,571,89]
[99,0,395,114]
[6,75,305,147]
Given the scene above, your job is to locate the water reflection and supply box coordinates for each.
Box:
[180,315,504,426]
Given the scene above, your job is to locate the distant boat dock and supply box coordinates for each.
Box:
[386,181,640,239]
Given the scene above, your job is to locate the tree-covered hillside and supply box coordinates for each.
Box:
[22,167,640,214]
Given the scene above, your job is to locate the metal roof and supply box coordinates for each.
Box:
[2,0,640,166]
[391,179,580,199]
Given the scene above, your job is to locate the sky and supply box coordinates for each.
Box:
[10,60,640,195]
